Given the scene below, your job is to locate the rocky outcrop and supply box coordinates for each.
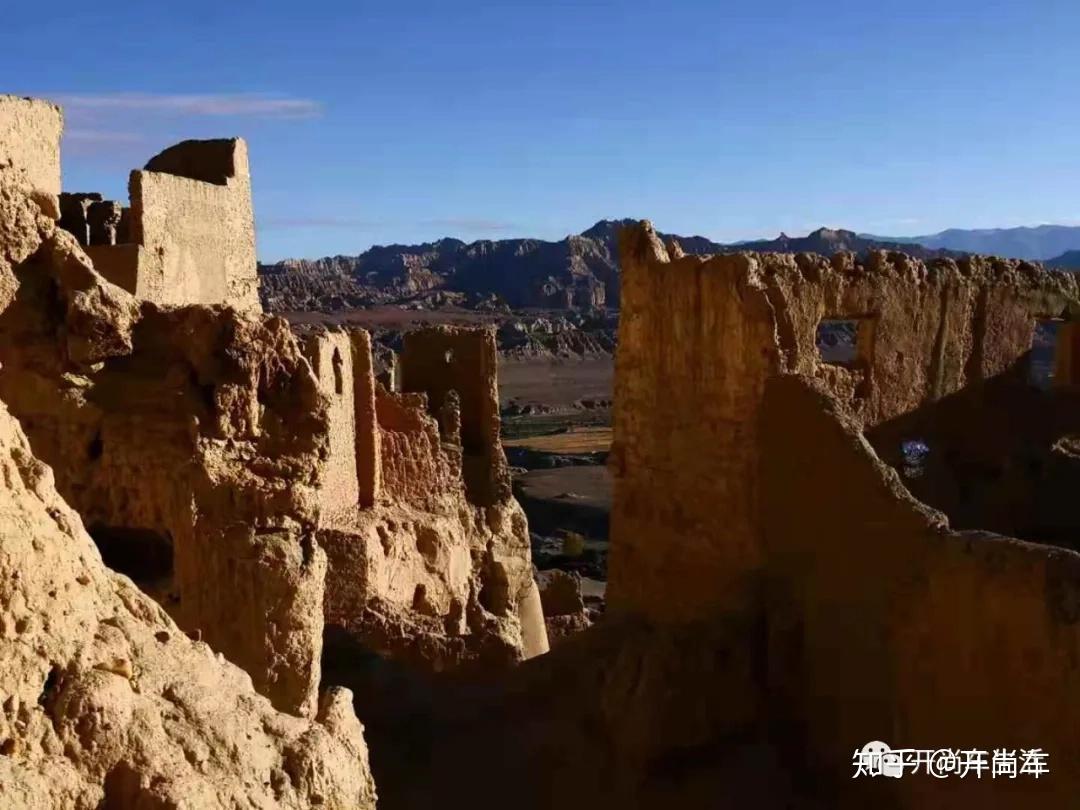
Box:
[257,221,653,313]
[496,311,617,359]
[727,225,959,260]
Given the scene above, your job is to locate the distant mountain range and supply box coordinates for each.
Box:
[863,224,1080,262]
[258,220,956,313]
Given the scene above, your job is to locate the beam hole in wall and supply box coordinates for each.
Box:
[332,347,344,395]
[1029,318,1065,390]
[816,318,861,366]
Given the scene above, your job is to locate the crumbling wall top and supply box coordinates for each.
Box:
[401,325,509,505]
[124,137,259,311]
[0,95,63,200]
[617,220,1080,428]
[143,137,249,185]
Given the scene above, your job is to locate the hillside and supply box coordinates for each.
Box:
[1046,250,1080,271]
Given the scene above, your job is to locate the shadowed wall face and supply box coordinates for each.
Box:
[761,375,1080,809]
[610,221,1080,807]
[351,329,380,507]
[612,222,1080,626]
[761,250,1080,543]
[610,226,780,623]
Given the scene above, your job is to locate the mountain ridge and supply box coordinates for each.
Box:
[862,224,1080,261]
[259,220,955,313]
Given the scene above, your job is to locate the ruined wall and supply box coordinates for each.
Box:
[0,96,62,204]
[759,249,1080,540]
[321,325,548,671]
[1,96,548,760]
[68,138,260,312]
[0,110,375,808]
[612,222,1080,623]
[128,139,259,310]
[374,387,461,509]
[608,226,780,622]
[760,249,1078,426]
[610,221,1080,807]
[303,330,361,519]
[0,398,376,809]
[2,188,546,710]
[0,209,331,715]
[401,325,509,506]
[351,329,381,506]
[762,376,1080,809]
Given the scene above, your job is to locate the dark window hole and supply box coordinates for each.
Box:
[89,525,174,583]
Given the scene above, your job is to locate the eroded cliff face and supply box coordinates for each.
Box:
[0,360,374,808]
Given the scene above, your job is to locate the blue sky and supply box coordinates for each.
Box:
[6,0,1080,260]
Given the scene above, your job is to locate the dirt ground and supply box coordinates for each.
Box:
[514,465,612,540]
[503,426,612,454]
[498,356,613,407]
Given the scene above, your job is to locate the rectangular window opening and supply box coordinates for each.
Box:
[816,318,863,366]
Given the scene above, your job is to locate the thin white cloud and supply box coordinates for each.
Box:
[54,93,322,119]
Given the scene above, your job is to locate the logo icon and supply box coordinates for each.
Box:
[856,741,904,778]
